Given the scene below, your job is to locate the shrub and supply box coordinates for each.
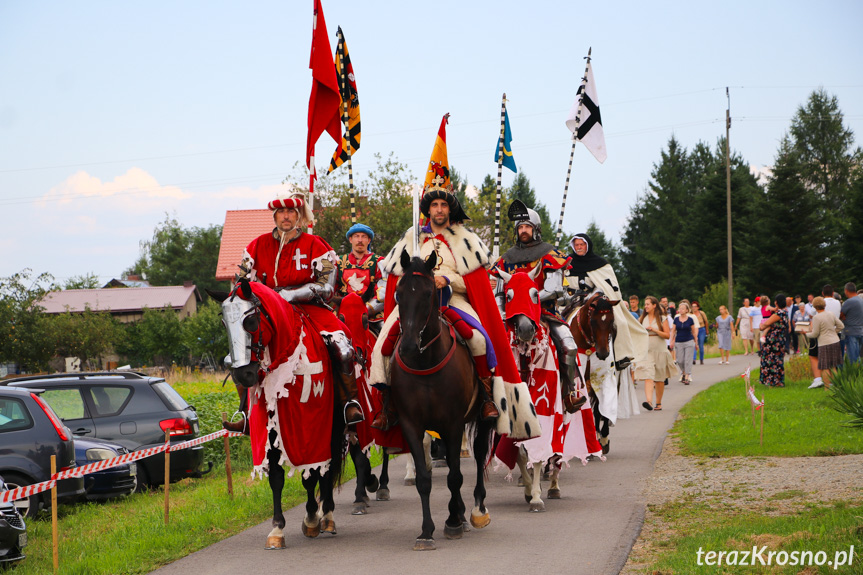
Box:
[186,389,253,469]
[828,361,863,428]
[785,353,812,381]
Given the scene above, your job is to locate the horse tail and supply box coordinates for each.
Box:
[465,420,495,477]
[329,390,345,488]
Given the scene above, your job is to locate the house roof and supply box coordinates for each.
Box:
[215,209,274,281]
[40,285,199,314]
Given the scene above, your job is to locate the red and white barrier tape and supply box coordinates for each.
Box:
[0,428,245,504]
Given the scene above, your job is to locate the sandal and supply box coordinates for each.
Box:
[642,401,653,411]
[654,403,662,411]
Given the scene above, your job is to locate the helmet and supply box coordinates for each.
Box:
[508,199,542,243]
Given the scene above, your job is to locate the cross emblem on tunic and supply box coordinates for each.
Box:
[294,346,324,403]
[293,249,308,270]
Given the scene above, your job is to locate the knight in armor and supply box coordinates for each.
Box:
[565,232,647,372]
[334,223,385,334]
[493,199,585,413]
[235,192,364,425]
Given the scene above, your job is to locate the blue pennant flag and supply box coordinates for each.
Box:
[494,109,517,173]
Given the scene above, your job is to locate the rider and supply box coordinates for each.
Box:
[368,172,537,440]
[334,222,385,334]
[565,232,647,371]
[493,199,585,413]
[235,191,364,425]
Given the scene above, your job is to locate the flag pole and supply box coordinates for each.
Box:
[336,27,356,224]
[493,93,507,260]
[555,47,592,246]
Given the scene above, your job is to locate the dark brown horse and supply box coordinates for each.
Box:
[390,250,495,551]
[568,292,617,453]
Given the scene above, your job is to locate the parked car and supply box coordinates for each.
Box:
[0,475,27,566]
[0,386,86,518]
[74,438,137,500]
[4,372,210,488]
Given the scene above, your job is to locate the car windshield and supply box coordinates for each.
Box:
[152,381,190,411]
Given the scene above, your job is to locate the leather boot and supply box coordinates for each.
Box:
[371,387,398,430]
[336,370,365,425]
[479,376,500,421]
[222,417,249,436]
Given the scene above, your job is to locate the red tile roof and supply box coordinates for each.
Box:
[40,285,199,314]
[215,210,274,281]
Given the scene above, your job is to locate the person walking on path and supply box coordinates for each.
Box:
[759,294,789,387]
[715,305,734,364]
[750,297,764,352]
[636,296,678,411]
[807,296,845,389]
[736,297,754,355]
[691,301,709,365]
[841,282,863,364]
[670,302,698,385]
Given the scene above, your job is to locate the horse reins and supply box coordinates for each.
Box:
[574,301,597,348]
[394,321,457,376]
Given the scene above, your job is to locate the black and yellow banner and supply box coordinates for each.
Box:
[328,27,360,173]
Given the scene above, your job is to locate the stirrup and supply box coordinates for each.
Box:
[563,391,587,414]
[344,400,364,425]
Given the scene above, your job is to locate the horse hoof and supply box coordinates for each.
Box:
[602,440,610,455]
[548,488,561,500]
[376,488,390,501]
[470,511,490,529]
[462,521,471,533]
[404,478,416,486]
[413,538,436,551]
[542,471,551,481]
[460,449,471,458]
[362,495,370,505]
[432,459,447,469]
[367,474,379,493]
[265,535,286,549]
[352,502,367,515]
[320,517,336,534]
[529,501,546,513]
[524,494,531,503]
[302,521,321,538]
[444,522,464,540]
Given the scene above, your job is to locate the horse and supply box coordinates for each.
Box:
[497,266,594,511]
[337,292,391,513]
[567,292,618,454]
[390,249,495,551]
[208,278,344,549]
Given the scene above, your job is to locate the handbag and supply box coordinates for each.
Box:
[794,321,810,334]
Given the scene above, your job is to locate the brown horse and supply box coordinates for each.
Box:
[568,292,617,454]
[390,249,495,551]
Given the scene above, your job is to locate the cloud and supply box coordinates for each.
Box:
[39,167,190,210]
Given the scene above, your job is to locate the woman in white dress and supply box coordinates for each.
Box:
[736,298,753,355]
[636,296,678,411]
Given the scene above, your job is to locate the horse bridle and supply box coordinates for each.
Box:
[407,271,442,355]
[574,296,603,348]
[230,283,277,360]
[394,271,457,375]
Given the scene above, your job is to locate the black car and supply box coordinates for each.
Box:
[74,438,137,500]
[4,372,209,488]
[0,476,26,566]
[0,386,86,518]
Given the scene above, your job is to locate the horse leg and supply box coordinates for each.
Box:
[442,427,466,540]
[376,448,391,501]
[516,445,533,503]
[404,451,416,486]
[547,455,562,499]
[404,432,432,485]
[318,468,337,535]
[348,439,371,515]
[300,471,322,538]
[265,446,287,549]
[470,420,492,529]
[403,423,435,550]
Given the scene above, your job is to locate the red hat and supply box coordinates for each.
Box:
[268,197,304,210]
[754,296,761,302]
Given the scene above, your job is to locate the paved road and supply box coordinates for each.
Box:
[152,355,750,575]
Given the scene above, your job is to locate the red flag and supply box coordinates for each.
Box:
[306,0,341,179]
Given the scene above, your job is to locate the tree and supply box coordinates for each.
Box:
[585,219,622,278]
[181,299,228,364]
[0,269,56,372]
[63,272,102,290]
[126,216,227,300]
[130,307,186,368]
[844,172,863,283]
[50,307,124,369]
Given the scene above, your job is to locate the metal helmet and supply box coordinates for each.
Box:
[508,199,542,243]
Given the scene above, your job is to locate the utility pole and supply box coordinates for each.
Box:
[726,87,734,315]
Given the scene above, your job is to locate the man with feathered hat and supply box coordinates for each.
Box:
[236,190,364,425]
[334,222,385,332]
[492,199,585,413]
[368,115,539,441]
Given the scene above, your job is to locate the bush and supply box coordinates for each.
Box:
[186,389,253,469]
[828,361,863,428]
[785,353,812,381]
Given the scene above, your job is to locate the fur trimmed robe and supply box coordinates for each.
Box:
[370,224,540,440]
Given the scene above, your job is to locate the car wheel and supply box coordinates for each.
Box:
[2,473,42,518]
[134,466,149,493]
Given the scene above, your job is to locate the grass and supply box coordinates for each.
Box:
[641,499,863,574]
[11,373,385,574]
[671,356,863,457]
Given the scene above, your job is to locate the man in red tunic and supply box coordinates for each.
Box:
[334,223,385,333]
[237,192,363,425]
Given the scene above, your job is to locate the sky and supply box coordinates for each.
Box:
[1,1,862,285]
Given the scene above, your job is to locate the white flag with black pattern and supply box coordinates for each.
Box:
[566,61,606,164]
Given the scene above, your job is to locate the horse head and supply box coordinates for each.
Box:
[498,264,543,345]
[207,278,272,388]
[396,248,439,356]
[586,293,618,360]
